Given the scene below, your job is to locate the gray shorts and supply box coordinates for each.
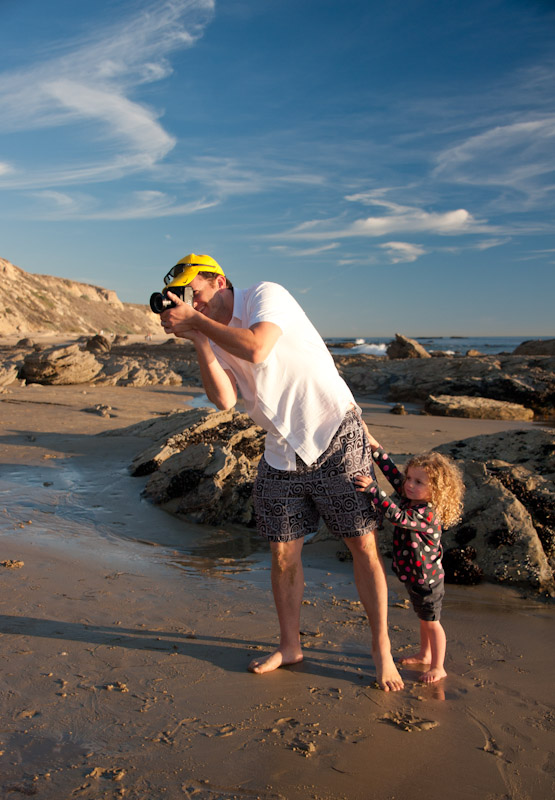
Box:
[253,410,379,543]
[407,581,445,622]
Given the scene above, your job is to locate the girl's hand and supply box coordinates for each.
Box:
[354,474,372,492]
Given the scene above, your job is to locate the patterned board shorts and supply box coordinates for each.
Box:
[253,410,379,542]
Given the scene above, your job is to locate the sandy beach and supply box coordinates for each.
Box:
[1,379,554,800]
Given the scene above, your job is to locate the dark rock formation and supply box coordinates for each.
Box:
[513,339,555,356]
[386,333,431,359]
[85,334,112,353]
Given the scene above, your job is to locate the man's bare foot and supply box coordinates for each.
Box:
[419,666,447,684]
[248,648,303,674]
[400,652,432,666]
[374,651,404,692]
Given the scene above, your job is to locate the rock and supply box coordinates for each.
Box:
[85,334,111,353]
[466,349,483,357]
[19,343,103,385]
[389,403,407,415]
[424,394,534,421]
[0,362,19,388]
[386,333,431,360]
[513,339,555,356]
[436,428,555,595]
[16,338,34,347]
[124,409,265,526]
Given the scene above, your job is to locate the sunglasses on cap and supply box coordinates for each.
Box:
[163,262,225,287]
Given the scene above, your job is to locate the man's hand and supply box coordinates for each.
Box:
[160,291,198,338]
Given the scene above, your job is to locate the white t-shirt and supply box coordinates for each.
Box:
[211,282,356,470]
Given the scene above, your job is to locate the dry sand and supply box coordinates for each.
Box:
[0,380,554,800]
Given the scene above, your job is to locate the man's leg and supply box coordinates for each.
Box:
[344,532,404,692]
[248,538,305,674]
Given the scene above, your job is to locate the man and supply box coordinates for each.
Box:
[159,253,404,691]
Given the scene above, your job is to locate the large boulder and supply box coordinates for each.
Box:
[124,409,265,527]
[19,343,103,385]
[513,339,555,356]
[386,333,431,359]
[424,394,534,420]
[436,428,555,595]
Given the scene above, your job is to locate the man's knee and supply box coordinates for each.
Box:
[344,530,380,561]
[271,539,303,575]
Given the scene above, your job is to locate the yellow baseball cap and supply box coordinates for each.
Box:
[164,253,225,288]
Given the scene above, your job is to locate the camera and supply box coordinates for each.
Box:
[149,285,193,314]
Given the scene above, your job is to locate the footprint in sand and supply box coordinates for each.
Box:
[380,710,439,732]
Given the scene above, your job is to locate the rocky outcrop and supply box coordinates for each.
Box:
[333,353,555,415]
[0,257,160,336]
[386,333,431,359]
[424,394,534,421]
[123,408,265,527]
[19,343,103,385]
[513,339,555,356]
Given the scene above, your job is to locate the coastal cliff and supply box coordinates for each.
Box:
[0,257,159,336]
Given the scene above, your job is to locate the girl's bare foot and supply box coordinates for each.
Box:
[419,666,447,684]
[248,647,303,674]
[400,652,432,666]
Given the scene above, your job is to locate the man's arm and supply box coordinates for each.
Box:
[193,334,238,410]
[162,292,282,364]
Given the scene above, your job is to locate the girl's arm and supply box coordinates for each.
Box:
[369,445,404,492]
[365,485,441,532]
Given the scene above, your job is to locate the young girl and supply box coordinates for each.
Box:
[355,431,464,684]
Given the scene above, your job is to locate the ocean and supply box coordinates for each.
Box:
[325,335,552,356]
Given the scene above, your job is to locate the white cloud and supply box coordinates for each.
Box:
[380,242,426,263]
[277,192,488,241]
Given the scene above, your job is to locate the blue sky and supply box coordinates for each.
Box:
[1,0,554,337]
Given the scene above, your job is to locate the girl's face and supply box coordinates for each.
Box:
[404,466,432,502]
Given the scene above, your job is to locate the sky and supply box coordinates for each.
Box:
[1,0,554,337]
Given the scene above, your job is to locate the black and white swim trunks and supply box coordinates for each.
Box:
[253,410,379,542]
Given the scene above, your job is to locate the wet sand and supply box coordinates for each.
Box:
[0,381,554,799]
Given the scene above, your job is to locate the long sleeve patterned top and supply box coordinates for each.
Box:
[365,446,444,589]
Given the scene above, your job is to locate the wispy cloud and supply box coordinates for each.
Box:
[0,0,214,188]
[270,243,341,257]
[434,117,555,208]
[30,188,218,220]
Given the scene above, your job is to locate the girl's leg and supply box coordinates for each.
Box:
[418,620,447,683]
[399,619,433,665]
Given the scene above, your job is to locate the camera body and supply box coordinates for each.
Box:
[149,285,193,314]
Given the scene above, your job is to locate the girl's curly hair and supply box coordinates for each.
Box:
[404,451,464,528]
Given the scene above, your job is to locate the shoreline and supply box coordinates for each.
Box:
[0,383,554,799]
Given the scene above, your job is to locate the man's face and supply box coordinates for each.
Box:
[188,274,226,320]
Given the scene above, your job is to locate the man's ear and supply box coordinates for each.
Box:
[216,274,227,290]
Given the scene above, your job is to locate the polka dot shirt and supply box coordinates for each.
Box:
[364,446,444,588]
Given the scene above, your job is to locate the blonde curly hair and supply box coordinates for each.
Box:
[404,451,464,528]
